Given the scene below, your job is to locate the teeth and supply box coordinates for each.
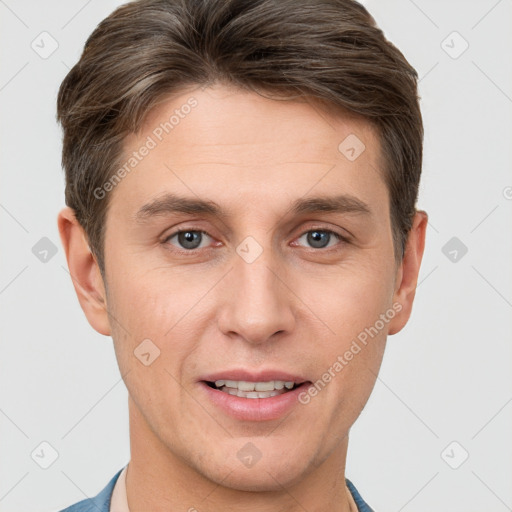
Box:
[214,380,296,391]
[255,381,275,391]
[211,379,300,398]
[235,388,284,399]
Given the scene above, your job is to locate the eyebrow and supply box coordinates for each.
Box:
[134,192,371,223]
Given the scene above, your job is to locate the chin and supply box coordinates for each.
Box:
[219,467,304,492]
[200,452,309,492]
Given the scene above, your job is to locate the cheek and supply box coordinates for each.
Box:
[107,258,188,329]
[298,261,395,335]
[295,262,393,403]
[108,289,189,426]
[106,260,207,382]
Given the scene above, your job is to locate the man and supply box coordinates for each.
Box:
[56,0,427,510]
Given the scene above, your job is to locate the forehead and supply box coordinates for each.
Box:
[139,84,379,158]
[113,83,385,214]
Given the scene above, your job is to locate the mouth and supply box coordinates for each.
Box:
[199,372,312,421]
[203,379,303,399]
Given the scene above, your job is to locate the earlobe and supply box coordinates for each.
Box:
[57,206,112,336]
[388,210,428,336]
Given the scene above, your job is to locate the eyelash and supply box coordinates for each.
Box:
[162,227,349,255]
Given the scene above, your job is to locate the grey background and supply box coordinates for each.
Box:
[1,0,511,511]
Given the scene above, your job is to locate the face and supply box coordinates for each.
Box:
[62,83,426,492]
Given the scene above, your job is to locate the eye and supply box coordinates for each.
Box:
[295,229,344,250]
[164,230,213,250]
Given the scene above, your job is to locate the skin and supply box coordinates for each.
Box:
[58,83,427,512]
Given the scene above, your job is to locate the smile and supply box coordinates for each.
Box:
[206,379,299,399]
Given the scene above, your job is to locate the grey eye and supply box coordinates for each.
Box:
[297,230,339,249]
[167,230,211,250]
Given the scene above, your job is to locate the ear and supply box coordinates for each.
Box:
[57,206,111,336]
[388,210,428,335]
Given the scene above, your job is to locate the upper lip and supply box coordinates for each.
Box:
[200,369,309,384]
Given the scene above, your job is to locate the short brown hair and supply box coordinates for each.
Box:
[57,0,423,275]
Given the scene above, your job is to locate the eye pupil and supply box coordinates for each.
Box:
[307,230,330,248]
[178,231,202,249]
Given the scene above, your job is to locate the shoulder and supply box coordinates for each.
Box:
[346,478,375,512]
[57,468,124,512]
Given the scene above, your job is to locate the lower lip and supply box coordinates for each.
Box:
[199,382,311,422]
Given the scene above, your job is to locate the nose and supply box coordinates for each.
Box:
[216,247,296,346]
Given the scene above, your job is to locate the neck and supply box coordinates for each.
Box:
[126,396,354,512]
